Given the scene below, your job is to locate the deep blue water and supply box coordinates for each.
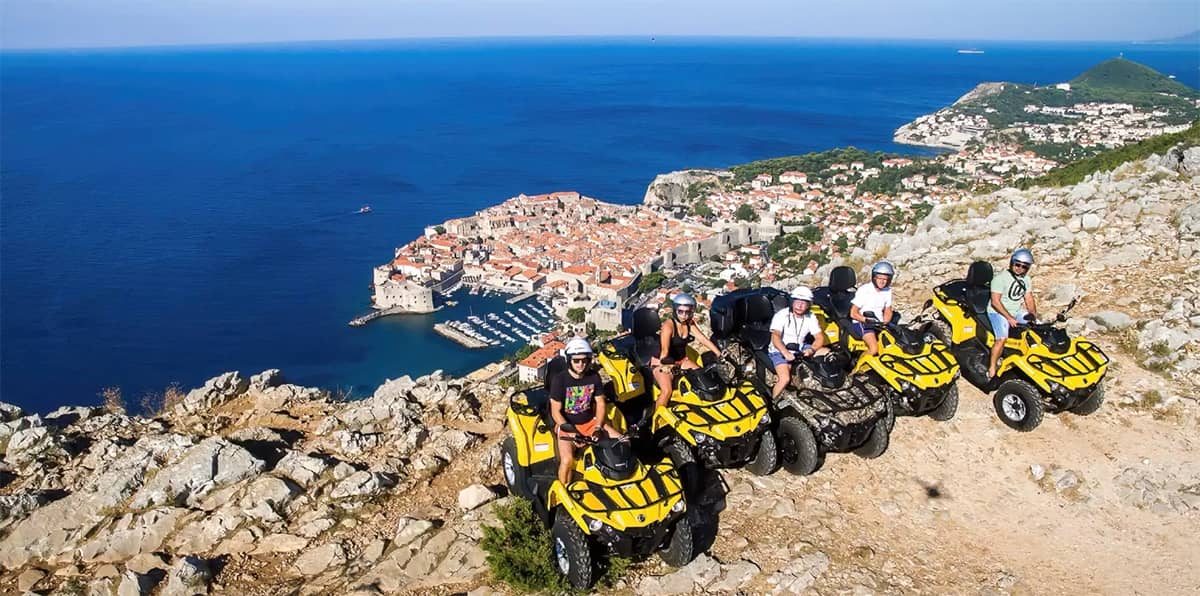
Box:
[3,38,1198,413]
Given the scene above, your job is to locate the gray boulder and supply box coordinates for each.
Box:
[0,401,25,422]
[172,371,250,415]
[329,470,397,500]
[4,426,67,468]
[129,437,265,509]
[275,451,332,488]
[1089,310,1134,331]
[458,484,498,511]
[249,368,285,392]
[160,556,212,596]
[293,542,347,577]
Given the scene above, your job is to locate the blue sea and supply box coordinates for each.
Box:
[2,38,1197,413]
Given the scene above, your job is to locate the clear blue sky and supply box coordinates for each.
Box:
[2,0,1195,49]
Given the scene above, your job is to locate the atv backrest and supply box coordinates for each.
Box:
[544,355,568,390]
[827,266,857,319]
[738,293,776,327]
[964,260,994,315]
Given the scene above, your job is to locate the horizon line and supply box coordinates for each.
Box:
[3,33,1193,53]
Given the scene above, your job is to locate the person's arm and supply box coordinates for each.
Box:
[1024,290,1038,319]
[658,321,672,361]
[550,398,568,429]
[810,322,826,353]
[693,324,721,357]
[771,329,794,360]
[991,292,1018,325]
[882,304,894,327]
[593,394,606,433]
[850,303,865,323]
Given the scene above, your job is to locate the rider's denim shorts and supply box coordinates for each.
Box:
[768,344,811,367]
[989,310,1027,339]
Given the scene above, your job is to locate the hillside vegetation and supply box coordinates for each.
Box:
[1071,57,1200,100]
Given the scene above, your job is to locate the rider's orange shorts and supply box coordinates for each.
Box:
[558,418,598,439]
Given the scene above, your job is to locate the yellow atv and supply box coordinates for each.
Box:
[596,307,777,487]
[812,266,961,421]
[925,260,1109,431]
[501,356,694,588]
[708,287,895,476]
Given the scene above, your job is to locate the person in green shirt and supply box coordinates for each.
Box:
[987,248,1038,379]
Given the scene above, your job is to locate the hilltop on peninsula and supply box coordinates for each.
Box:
[895,58,1199,161]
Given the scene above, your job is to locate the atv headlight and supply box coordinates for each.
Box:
[587,518,604,532]
[1047,381,1068,397]
[899,380,915,394]
[691,430,714,445]
[672,499,686,513]
[758,412,771,427]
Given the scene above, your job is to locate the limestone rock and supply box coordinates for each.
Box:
[710,559,762,593]
[329,470,396,500]
[768,551,830,594]
[293,542,347,577]
[1089,310,1134,331]
[457,484,498,511]
[643,169,730,208]
[172,371,250,416]
[118,569,161,596]
[77,507,189,563]
[275,451,332,488]
[17,568,47,591]
[129,437,265,509]
[161,556,212,596]
[249,369,285,392]
[0,401,22,422]
[0,493,47,530]
[4,425,67,468]
[394,517,436,547]
[254,533,309,554]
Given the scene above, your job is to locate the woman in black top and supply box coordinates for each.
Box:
[651,293,722,408]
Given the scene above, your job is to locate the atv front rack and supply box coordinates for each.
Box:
[566,461,682,517]
[668,385,767,431]
[1025,339,1109,384]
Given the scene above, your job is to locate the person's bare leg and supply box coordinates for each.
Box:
[863,332,879,356]
[557,439,575,486]
[653,367,674,408]
[989,337,1005,379]
[773,362,790,397]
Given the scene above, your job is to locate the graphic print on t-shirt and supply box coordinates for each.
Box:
[1006,276,1027,302]
[564,383,595,416]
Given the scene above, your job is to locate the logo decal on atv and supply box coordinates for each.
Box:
[534,444,550,452]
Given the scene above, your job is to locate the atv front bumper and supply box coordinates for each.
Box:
[590,511,684,557]
[694,427,767,468]
[813,415,877,452]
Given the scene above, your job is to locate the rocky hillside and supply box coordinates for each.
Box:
[3,148,1200,595]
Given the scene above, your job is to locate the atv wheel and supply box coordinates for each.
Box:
[664,439,700,499]
[929,318,953,345]
[854,412,892,459]
[659,513,695,567]
[928,384,959,422]
[1069,382,1105,416]
[775,415,822,476]
[745,429,778,476]
[993,379,1045,432]
[501,436,531,500]
[552,508,593,589]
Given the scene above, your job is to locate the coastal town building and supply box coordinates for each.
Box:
[517,340,566,384]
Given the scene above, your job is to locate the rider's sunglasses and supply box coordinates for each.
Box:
[570,356,591,364]
[1013,262,1031,270]
[675,308,693,315]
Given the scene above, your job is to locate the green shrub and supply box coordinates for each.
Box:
[482,499,633,594]
[482,499,567,593]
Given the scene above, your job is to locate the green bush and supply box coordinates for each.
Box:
[482,499,632,594]
[482,499,567,593]
[567,307,586,323]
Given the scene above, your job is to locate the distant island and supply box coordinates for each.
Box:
[1141,30,1200,44]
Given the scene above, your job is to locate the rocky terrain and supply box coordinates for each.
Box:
[3,147,1200,595]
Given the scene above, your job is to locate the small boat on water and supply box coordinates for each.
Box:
[357,205,373,214]
[957,48,984,54]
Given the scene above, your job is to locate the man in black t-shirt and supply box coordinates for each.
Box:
[550,338,624,486]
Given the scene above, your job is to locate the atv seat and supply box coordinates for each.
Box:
[526,355,569,429]
[964,261,994,315]
[826,266,857,320]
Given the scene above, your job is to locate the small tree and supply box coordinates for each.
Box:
[434,225,446,235]
[567,307,586,323]
[734,204,758,222]
[638,271,666,294]
[510,344,537,363]
[692,199,713,218]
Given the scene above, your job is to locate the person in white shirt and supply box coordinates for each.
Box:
[767,286,829,397]
[849,261,896,356]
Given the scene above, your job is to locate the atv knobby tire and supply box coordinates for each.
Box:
[854,409,892,459]
[1069,382,1105,416]
[552,508,593,589]
[929,318,953,346]
[993,378,1045,432]
[775,415,822,476]
[501,436,531,500]
[659,514,695,567]
[928,383,959,422]
[745,429,779,476]
[664,438,701,499]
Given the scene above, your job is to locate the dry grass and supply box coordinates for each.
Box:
[140,382,186,416]
[99,386,126,414]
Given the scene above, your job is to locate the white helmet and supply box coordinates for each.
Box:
[871,260,896,279]
[671,293,697,308]
[790,286,814,302]
[564,338,594,356]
